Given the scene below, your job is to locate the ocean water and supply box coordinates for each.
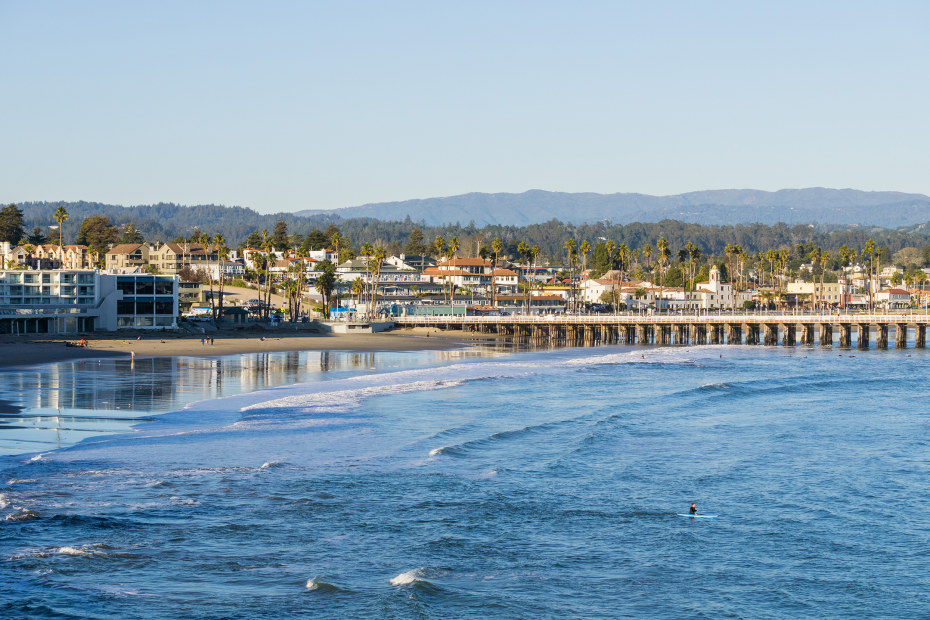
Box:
[2,343,929,618]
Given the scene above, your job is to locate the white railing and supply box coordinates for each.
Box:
[394,312,930,325]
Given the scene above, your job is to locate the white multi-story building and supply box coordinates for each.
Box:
[0,270,179,334]
[660,267,751,310]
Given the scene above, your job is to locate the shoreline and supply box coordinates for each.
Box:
[0,327,511,369]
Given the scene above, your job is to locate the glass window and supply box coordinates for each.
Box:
[118,317,135,327]
[155,316,174,327]
[155,300,174,315]
[135,299,154,314]
[117,277,135,295]
[135,279,154,295]
[117,300,135,315]
[135,317,154,327]
[154,279,174,295]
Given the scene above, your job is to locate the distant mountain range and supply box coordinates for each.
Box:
[296,188,930,228]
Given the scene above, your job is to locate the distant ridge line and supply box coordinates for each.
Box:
[295,188,930,228]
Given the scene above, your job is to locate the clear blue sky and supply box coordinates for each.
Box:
[2,1,928,214]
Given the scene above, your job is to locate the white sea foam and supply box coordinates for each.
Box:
[261,461,283,469]
[58,546,94,557]
[0,493,10,509]
[169,497,201,506]
[5,508,39,522]
[242,378,467,415]
[389,568,426,586]
[238,348,715,422]
[304,578,328,591]
[57,543,112,557]
[28,454,44,462]
[6,479,36,485]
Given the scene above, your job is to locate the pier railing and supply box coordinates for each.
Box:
[394,312,930,326]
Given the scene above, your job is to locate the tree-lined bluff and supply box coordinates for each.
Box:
[9,200,930,263]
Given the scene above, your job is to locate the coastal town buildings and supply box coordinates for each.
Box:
[0,270,178,334]
[4,234,930,328]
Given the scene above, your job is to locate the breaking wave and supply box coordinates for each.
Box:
[389,567,442,587]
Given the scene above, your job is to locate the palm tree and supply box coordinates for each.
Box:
[360,243,373,316]
[862,239,877,311]
[314,260,337,319]
[491,237,504,308]
[516,241,530,312]
[369,246,386,315]
[53,205,68,249]
[530,244,541,312]
[684,242,700,292]
[294,243,310,321]
[819,251,830,311]
[446,237,459,306]
[432,235,445,261]
[765,250,777,288]
[655,237,670,311]
[352,276,364,309]
[284,266,303,323]
[330,231,343,265]
[642,243,653,270]
[778,250,790,295]
[579,240,591,277]
[261,230,275,319]
[212,233,229,320]
[616,243,630,289]
[913,270,926,308]
[563,239,577,312]
[724,244,737,307]
[809,248,821,308]
[735,245,746,297]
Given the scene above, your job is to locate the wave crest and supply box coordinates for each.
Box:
[305,577,342,592]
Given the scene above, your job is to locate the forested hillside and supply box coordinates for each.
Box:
[10,200,930,264]
[297,188,930,227]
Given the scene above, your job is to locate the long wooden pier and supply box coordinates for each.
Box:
[393,313,930,349]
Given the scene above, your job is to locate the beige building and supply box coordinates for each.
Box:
[105,243,150,272]
[785,280,843,306]
[150,243,218,275]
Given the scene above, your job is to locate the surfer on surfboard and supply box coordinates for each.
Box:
[689,503,697,515]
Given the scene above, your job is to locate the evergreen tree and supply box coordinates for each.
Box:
[272,219,289,250]
[405,228,429,255]
[243,229,263,248]
[77,215,119,255]
[120,222,145,244]
[26,226,48,245]
[300,229,329,251]
[0,204,25,245]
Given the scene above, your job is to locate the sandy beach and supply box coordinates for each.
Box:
[0,326,508,369]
